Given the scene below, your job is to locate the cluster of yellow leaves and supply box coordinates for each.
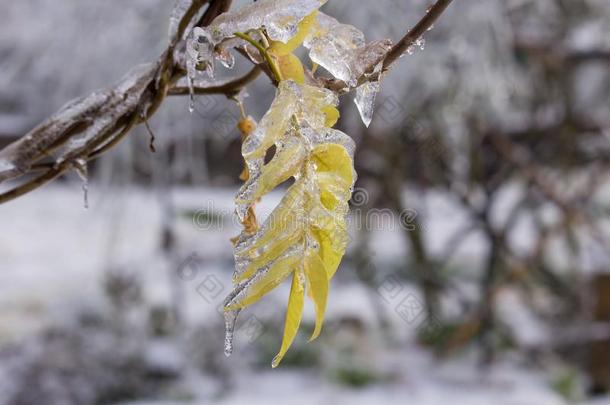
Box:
[221,9,358,367]
[223,12,358,367]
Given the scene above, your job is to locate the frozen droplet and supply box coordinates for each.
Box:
[418,38,426,50]
[405,37,426,56]
[216,46,236,69]
[355,80,380,128]
[74,159,89,209]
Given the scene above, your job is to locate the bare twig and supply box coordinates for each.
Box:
[383,0,454,70]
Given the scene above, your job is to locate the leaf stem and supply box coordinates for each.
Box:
[234,32,283,83]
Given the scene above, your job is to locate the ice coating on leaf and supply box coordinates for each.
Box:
[209,0,326,43]
[226,121,356,365]
[186,0,325,86]
[305,13,365,87]
[355,80,380,128]
[303,12,392,90]
[236,81,339,221]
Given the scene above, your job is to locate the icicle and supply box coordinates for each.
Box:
[74,159,89,209]
[187,74,195,113]
[355,81,380,127]
[418,38,426,50]
[354,63,383,127]
[223,308,241,357]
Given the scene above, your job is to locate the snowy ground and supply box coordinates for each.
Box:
[1,184,609,404]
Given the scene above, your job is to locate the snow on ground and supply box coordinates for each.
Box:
[0,184,608,404]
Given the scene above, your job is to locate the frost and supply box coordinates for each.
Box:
[305,13,365,87]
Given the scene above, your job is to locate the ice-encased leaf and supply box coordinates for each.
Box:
[225,141,355,366]
[236,80,339,221]
[305,13,365,87]
[59,63,157,160]
[304,12,393,89]
[209,0,326,43]
[0,158,17,181]
[224,80,356,366]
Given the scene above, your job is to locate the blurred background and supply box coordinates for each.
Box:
[1,0,610,404]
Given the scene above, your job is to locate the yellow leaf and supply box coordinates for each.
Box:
[304,249,329,341]
[268,11,318,56]
[226,81,356,366]
[322,105,340,128]
[272,270,305,368]
[276,53,306,84]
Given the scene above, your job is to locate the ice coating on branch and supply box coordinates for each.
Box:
[305,13,365,87]
[0,158,17,181]
[168,0,193,40]
[60,63,157,160]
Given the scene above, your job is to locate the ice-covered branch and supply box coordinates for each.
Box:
[0,0,236,204]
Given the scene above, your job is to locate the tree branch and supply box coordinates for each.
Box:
[383,0,454,70]
[0,0,234,204]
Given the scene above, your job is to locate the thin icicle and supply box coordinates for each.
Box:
[405,37,426,56]
[187,74,196,113]
[74,159,89,209]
